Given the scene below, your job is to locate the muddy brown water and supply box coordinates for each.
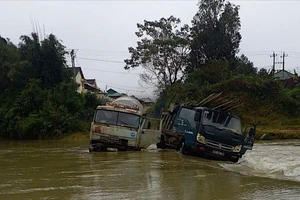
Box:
[1,140,300,200]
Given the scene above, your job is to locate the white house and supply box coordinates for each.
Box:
[69,67,109,100]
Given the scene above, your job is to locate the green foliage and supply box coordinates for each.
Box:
[154,70,300,129]
[278,87,300,116]
[18,33,70,88]
[0,33,103,140]
[189,0,241,71]
[82,91,106,121]
[124,16,190,92]
[125,0,245,94]
[186,60,230,86]
[230,54,257,76]
[121,1,300,134]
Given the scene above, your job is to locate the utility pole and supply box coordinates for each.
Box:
[70,49,76,79]
[270,51,277,74]
[281,52,288,71]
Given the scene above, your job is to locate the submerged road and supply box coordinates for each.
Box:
[0,140,300,200]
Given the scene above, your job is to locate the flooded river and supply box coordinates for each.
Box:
[1,140,300,200]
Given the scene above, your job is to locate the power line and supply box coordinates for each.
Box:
[289,55,300,58]
[83,67,140,75]
[96,79,153,90]
[76,50,300,60]
[77,49,128,53]
[105,85,147,93]
[77,52,128,57]
[75,48,300,55]
[77,57,124,63]
[76,56,140,75]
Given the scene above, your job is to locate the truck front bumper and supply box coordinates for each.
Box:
[194,143,241,162]
[89,137,140,152]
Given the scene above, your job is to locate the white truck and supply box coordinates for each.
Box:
[89,96,162,152]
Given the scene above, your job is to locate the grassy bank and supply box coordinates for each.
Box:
[256,126,300,140]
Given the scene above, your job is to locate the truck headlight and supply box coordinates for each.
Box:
[197,133,206,144]
[232,145,242,153]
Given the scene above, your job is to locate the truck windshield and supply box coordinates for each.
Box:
[94,109,140,129]
[202,110,242,134]
[178,107,197,128]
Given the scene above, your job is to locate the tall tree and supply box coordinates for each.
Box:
[189,0,241,71]
[0,36,18,94]
[18,33,69,88]
[0,32,91,139]
[124,16,190,92]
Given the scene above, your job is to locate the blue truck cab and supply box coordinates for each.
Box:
[158,105,256,162]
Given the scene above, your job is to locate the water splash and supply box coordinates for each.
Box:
[220,141,300,182]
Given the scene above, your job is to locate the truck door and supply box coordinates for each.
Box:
[243,126,256,150]
[139,118,162,149]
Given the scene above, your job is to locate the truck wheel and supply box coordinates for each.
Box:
[180,141,187,155]
[118,148,127,152]
[230,157,239,163]
[156,143,161,148]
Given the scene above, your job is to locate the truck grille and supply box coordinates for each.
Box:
[100,135,121,144]
[99,135,135,146]
[206,139,233,152]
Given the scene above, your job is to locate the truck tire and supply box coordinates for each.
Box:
[157,135,166,149]
[180,141,187,155]
[230,157,239,163]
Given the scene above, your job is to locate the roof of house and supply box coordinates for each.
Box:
[107,88,118,94]
[86,79,96,86]
[108,93,122,97]
[107,88,122,97]
[84,82,99,91]
[67,67,85,79]
[274,70,296,80]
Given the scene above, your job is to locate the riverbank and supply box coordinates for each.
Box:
[256,126,300,140]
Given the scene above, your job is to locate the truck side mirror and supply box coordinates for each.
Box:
[249,127,255,137]
[194,112,201,122]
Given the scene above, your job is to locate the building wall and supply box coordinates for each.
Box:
[75,72,84,93]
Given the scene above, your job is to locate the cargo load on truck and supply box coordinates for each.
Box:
[156,93,257,163]
[89,96,162,152]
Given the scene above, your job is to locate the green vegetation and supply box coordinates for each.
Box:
[126,0,300,140]
[0,33,103,139]
[2,1,299,140]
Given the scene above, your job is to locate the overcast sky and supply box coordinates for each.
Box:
[1,1,300,98]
